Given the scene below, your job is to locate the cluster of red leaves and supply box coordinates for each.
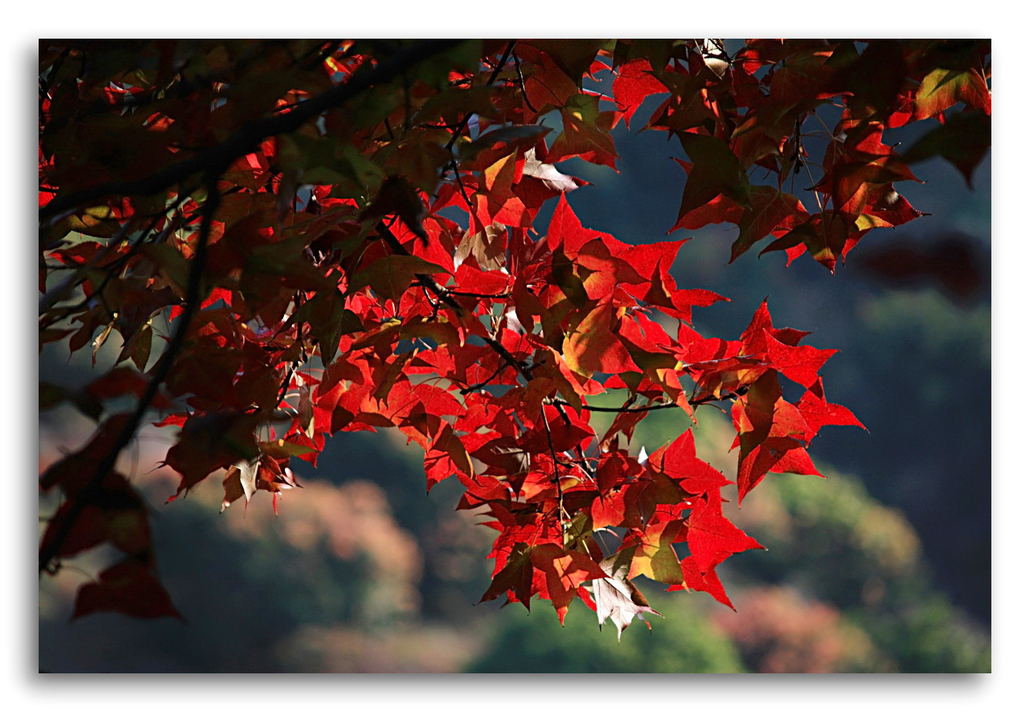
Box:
[38,39,987,631]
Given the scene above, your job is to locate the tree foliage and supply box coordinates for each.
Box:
[38,39,989,633]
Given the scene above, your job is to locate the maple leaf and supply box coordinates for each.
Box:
[901,111,991,188]
[797,378,865,432]
[472,150,529,229]
[731,371,824,501]
[529,544,607,625]
[685,492,764,573]
[220,459,258,512]
[913,67,991,120]
[39,471,151,560]
[546,93,620,170]
[521,147,584,192]
[731,187,808,263]
[590,553,662,640]
[410,415,474,491]
[73,559,183,620]
[479,543,537,611]
[627,518,685,585]
[760,211,860,272]
[676,555,734,609]
[562,302,637,377]
[674,133,750,223]
[286,289,363,365]
[454,221,509,272]
[359,175,430,243]
[648,430,733,494]
[612,57,668,127]
[164,412,262,498]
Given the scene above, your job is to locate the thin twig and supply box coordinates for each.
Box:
[459,361,511,395]
[539,404,567,535]
[449,159,476,211]
[512,48,537,114]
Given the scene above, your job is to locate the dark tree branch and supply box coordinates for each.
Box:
[554,399,681,413]
[40,40,468,226]
[552,390,737,414]
[39,173,222,575]
[447,289,512,300]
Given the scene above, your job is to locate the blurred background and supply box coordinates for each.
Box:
[39,83,991,673]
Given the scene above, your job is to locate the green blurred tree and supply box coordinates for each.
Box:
[469,595,745,673]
